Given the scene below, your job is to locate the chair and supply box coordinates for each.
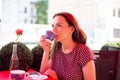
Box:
[94,50,120,80]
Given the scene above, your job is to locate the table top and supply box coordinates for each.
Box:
[0,69,54,80]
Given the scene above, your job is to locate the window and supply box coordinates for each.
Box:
[24,19,27,23]
[118,8,120,17]
[31,19,33,24]
[113,8,115,16]
[24,7,27,13]
[113,29,120,38]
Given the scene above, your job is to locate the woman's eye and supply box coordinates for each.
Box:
[52,24,54,27]
[56,24,62,27]
[52,24,62,28]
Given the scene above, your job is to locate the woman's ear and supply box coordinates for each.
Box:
[70,26,75,34]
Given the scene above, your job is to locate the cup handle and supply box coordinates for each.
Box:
[24,72,29,80]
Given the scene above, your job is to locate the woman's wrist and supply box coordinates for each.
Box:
[44,50,50,53]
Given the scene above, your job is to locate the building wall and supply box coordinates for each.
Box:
[1,0,37,24]
[2,0,18,24]
[0,0,2,22]
[48,0,120,49]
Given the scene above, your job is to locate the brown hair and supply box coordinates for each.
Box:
[50,12,87,57]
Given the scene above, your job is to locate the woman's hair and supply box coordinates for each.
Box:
[50,12,87,57]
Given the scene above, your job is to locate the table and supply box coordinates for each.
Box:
[0,69,54,80]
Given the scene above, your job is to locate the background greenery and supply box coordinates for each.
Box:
[101,42,120,50]
[0,42,33,71]
[31,45,43,71]
[35,0,48,24]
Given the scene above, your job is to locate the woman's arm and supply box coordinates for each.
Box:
[39,35,58,79]
[82,60,96,80]
[40,53,58,80]
[39,35,51,73]
[40,50,50,73]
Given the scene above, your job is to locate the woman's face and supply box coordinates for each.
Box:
[52,15,74,42]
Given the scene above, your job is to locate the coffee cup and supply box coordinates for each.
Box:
[10,70,27,80]
[45,30,56,42]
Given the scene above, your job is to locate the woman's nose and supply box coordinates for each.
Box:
[52,30,56,35]
[52,26,56,32]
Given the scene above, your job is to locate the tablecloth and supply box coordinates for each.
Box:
[0,69,54,80]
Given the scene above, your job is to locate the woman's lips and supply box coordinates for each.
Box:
[54,35,58,39]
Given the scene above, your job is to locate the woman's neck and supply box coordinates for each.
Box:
[61,40,77,54]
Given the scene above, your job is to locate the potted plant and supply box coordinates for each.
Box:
[0,42,33,71]
[31,45,43,71]
[101,42,120,51]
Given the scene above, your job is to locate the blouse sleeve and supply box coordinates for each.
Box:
[77,44,94,67]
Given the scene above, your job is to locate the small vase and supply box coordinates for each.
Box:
[9,43,19,70]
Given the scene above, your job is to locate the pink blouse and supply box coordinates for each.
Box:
[52,43,94,80]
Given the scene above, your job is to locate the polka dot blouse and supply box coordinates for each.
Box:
[52,43,94,80]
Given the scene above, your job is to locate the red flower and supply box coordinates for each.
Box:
[15,29,23,42]
[16,29,23,35]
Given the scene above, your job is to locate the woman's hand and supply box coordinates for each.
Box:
[39,35,51,51]
[44,68,58,80]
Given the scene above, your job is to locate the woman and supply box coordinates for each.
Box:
[39,12,96,80]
